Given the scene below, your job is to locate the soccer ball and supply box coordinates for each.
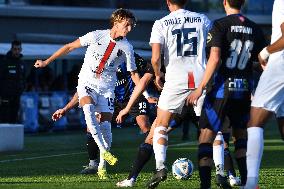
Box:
[172,158,194,180]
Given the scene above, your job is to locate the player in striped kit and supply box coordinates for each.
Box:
[187,0,266,188]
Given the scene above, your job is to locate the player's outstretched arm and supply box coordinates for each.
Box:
[116,73,153,124]
[52,92,79,121]
[187,47,221,105]
[130,69,158,103]
[34,39,81,68]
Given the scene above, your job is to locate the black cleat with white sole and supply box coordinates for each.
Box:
[146,168,167,189]
[216,174,232,189]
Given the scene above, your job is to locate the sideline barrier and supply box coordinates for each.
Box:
[50,92,68,131]
[0,124,24,152]
[20,91,83,132]
[20,92,39,132]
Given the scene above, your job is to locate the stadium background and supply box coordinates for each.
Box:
[0,0,273,132]
[0,1,283,189]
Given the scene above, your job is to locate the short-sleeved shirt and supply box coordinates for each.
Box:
[150,9,211,90]
[115,53,152,103]
[78,29,137,92]
[251,0,284,117]
[265,0,284,76]
[207,14,266,100]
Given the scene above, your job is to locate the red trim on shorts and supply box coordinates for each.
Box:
[95,40,116,78]
[188,71,195,89]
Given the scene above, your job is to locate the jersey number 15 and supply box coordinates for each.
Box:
[172,28,197,57]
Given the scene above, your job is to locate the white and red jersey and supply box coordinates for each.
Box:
[150,9,211,90]
[251,0,284,117]
[78,29,136,92]
[268,0,284,71]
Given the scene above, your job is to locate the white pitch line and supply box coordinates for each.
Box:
[169,141,197,147]
[0,152,85,163]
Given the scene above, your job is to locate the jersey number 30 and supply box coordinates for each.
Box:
[226,39,254,70]
[172,28,197,57]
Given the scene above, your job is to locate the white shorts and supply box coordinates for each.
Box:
[77,83,115,113]
[251,60,284,117]
[158,86,205,115]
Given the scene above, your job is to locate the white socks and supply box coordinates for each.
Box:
[213,132,225,176]
[245,127,264,189]
[99,121,112,169]
[82,104,106,153]
[100,121,112,149]
[153,126,168,170]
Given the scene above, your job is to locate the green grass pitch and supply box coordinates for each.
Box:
[0,119,283,189]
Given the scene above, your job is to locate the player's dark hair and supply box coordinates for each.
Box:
[11,40,21,47]
[110,8,137,28]
[227,0,245,10]
[168,0,187,7]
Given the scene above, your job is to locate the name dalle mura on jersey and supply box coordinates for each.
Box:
[164,16,201,26]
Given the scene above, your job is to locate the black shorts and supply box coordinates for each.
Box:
[112,96,149,123]
[171,104,199,128]
[199,95,250,132]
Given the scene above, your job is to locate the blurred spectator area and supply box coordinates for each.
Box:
[0,0,274,14]
[0,0,273,132]
[0,42,151,92]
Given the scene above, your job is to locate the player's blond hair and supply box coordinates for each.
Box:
[110,8,136,28]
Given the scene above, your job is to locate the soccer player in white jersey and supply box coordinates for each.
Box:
[34,8,139,179]
[245,0,284,188]
[147,0,211,188]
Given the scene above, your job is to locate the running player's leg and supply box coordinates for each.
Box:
[146,108,171,188]
[134,98,151,134]
[81,113,102,174]
[198,97,230,189]
[96,93,117,170]
[129,100,152,178]
[117,99,152,187]
[117,120,154,187]
[213,131,225,177]
[147,87,190,188]
[232,128,247,186]
[80,131,100,174]
[246,107,272,188]
[198,128,215,189]
[220,118,241,186]
[222,132,241,186]
[228,99,250,186]
[80,95,107,154]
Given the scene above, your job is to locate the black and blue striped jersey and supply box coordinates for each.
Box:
[114,53,153,103]
[206,14,266,99]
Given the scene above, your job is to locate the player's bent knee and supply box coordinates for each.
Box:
[153,126,168,145]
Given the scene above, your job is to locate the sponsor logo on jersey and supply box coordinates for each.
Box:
[228,78,249,92]
[207,33,212,44]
